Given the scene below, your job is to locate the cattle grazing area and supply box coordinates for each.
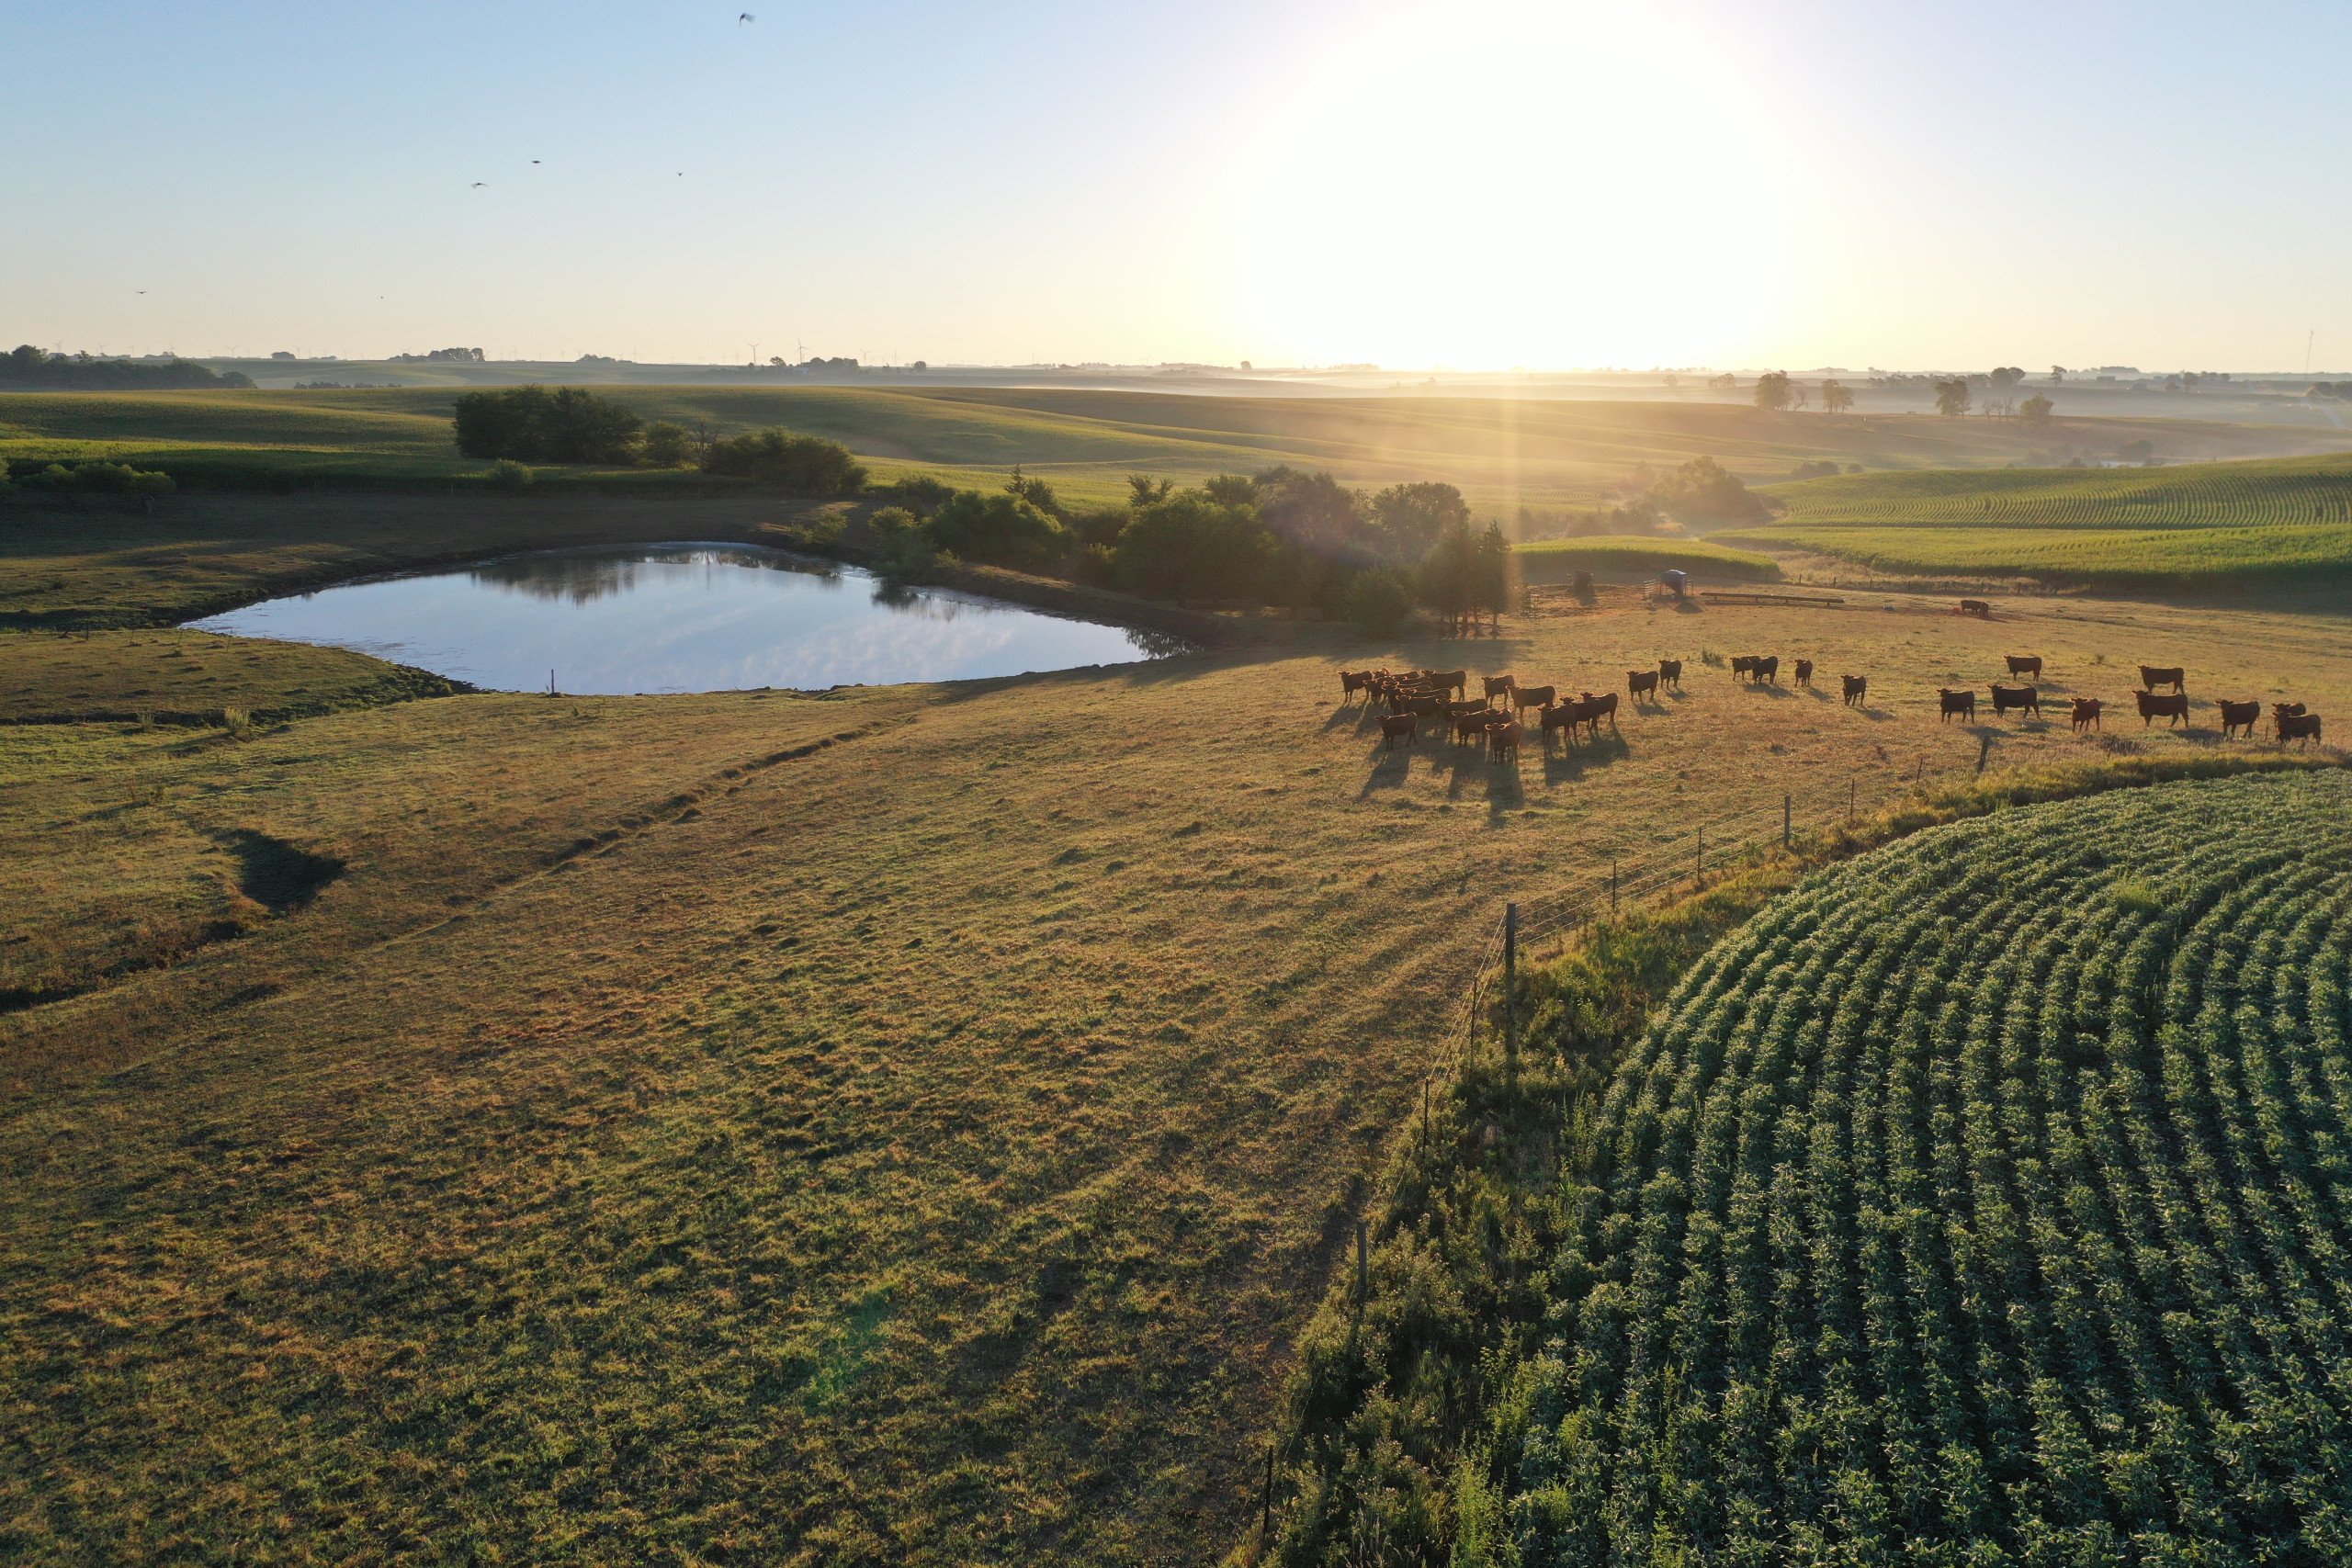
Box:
[5,550,2352,1562]
[1728,452,2352,592]
[1270,768,2352,1564]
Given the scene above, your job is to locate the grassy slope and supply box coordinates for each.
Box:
[1732,451,2352,585]
[8,388,2345,514]
[0,630,461,723]
[6,515,2352,1561]
[1513,535,1781,583]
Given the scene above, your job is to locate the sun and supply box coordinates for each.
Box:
[1225,1,1792,369]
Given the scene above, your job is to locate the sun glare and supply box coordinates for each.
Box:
[1229,1,1789,369]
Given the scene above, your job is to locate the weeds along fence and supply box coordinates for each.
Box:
[1429,757,1984,1088]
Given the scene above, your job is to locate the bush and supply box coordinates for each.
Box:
[921,489,1064,569]
[1340,568,1412,633]
[884,473,956,514]
[451,386,643,464]
[19,461,174,497]
[640,421,694,468]
[702,429,868,494]
[491,459,535,490]
[867,506,942,581]
[1112,491,1272,601]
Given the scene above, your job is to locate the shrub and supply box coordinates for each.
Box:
[491,459,535,490]
[867,506,942,581]
[1111,490,1272,601]
[884,473,956,514]
[701,429,868,495]
[920,489,1064,569]
[1066,541,1115,585]
[451,385,643,464]
[1340,568,1411,633]
[18,461,174,497]
[639,421,694,468]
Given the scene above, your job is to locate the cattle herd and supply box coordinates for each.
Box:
[1340,649,2325,761]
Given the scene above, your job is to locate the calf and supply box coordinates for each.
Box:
[1989,682,2041,718]
[1841,674,1867,706]
[2279,711,2324,747]
[1511,683,1557,717]
[1481,674,1514,706]
[2217,698,2261,739]
[1378,714,1419,750]
[1939,688,1976,722]
[1340,669,1374,698]
[2006,654,2042,678]
[1579,690,1620,732]
[1487,717,1521,761]
[2139,664,2187,694]
[1453,710,1496,747]
[1958,598,1990,617]
[1657,658,1682,690]
[1627,669,1660,700]
[1729,655,1758,680]
[1793,658,1815,687]
[2135,690,2189,728]
[2070,696,2102,732]
[1539,702,1581,746]
[1747,655,1781,685]
[2274,702,2307,727]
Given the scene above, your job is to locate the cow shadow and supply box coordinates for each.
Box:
[1357,741,1414,794]
[1744,682,1798,699]
[1540,732,1628,785]
[1326,701,1376,734]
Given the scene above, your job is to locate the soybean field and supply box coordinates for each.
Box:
[1467,769,2352,1562]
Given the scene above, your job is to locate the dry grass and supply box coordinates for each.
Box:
[4,580,2351,1563]
[0,629,460,723]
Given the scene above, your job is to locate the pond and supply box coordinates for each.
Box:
[186,542,1178,694]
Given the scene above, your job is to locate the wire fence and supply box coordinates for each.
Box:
[1426,754,1989,1085]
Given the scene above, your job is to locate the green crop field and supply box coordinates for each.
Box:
[1729,453,2352,589]
[7,386,2344,515]
[1275,769,2352,1564]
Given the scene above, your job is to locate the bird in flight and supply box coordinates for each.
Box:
[472,181,487,187]
[136,289,147,295]
[739,12,754,23]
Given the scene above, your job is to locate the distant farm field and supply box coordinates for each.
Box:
[6,386,2346,514]
[1514,535,1781,583]
[1730,453,2352,588]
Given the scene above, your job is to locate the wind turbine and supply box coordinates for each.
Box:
[748,341,760,367]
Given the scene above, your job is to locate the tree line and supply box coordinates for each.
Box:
[2,345,254,391]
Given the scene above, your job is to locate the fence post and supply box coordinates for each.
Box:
[1783,793,1792,850]
[1259,1438,1276,1557]
[1849,778,1856,823]
[1610,853,1619,917]
[1503,903,1519,1085]
[1696,826,1704,885]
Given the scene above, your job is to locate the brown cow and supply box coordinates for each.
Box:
[2005,655,2042,678]
[2217,698,2261,739]
[1628,669,1660,700]
[1487,717,1521,761]
[2278,711,2324,747]
[1990,683,2041,718]
[1426,669,1467,698]
[1958,599,1990,617]
[1657,657,1682,690]
[1841,674,1867,706]
[1511,683,1557,717]
[1538,702,1582,746]
[1453,710,1497,747]
[1939,688,1976,722]
[1444,698,1489,721]
[2139,665,2187,694]
[1747,655,1780,685]
[1793,658,1815,687]
[1578,691,1620,733]
[2070,696,2102,732]
[1729,655,1759,679]
[2135,691,2188,728]
[1379,714,1419,750]
[2274,701,2307,727]
[1482,674,1515,706]
[1340,669,1374,698]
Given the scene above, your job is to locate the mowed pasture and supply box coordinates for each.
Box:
[1734,452,2352,590]
[5,584,2352,1563]
[7,384,2345,513]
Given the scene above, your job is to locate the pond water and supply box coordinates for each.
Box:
[186,542,1176,694]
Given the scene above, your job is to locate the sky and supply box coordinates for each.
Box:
[7,0,2349,371]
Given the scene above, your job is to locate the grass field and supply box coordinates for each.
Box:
[1513,535,1781,584]
[1731,452,2352,589]
[8,386,2345,515]
[6,498,2352,1562]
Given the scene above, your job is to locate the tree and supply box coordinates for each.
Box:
[0,344,253,391]
[2050,366,2068,382]
[1340,568,1411,633]
[1752,370,1792,411]
[1111,490,1272,601]
[1706,372,1737,392]
[699,428,868,492]
[921,489,1066,569]
[1368,481,1469,559]
[1416,519,1481,635]
[1648,457,1768,525]
[1819,378,1854,415]
[1989,366,2025,389]
[1787,379,1810,411]
[1125,473,1172,507]
[1003,465,1064,519]
[1253,467,1367,558]
[2019,394,2054,425]
[1934,378,1973,418]
[451,385,643,464]
[1473,522,1514,631]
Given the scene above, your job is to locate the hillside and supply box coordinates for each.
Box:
[6,387,2346,515]
[1272,768,2352,1563]
[1730,452,2352,588]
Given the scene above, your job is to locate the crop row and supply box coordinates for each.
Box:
[1482,770,2352,1562]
